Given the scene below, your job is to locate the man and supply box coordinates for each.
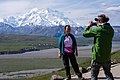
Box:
[83,14,114,80]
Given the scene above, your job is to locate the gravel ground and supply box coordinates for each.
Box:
[72,63,120,80]
[0,68,61,79]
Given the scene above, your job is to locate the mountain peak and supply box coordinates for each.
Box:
[1,8,80,27]
[29,8,39,14]
[0,8,83,36]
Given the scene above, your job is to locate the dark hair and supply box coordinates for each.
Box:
[64,25,71,33]
[98,14,109,23]
[64,25,71,30]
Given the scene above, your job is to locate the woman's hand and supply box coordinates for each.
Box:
[75,47,78,57]
[58,49,62,58]
[58,52,62,58]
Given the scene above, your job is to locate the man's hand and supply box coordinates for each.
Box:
[88,20,93,27]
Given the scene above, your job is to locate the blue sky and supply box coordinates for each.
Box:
[0,0,120,26]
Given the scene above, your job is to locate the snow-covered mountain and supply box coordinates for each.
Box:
[1,8,80,27]
[0,8,83,36]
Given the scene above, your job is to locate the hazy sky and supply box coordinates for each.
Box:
[0,0,120,26]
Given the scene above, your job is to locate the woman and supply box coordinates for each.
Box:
[58,25,83,80]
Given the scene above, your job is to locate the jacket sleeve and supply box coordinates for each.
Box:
[73,35,77,47]
[83,26,97,37]
[58,35,62,50]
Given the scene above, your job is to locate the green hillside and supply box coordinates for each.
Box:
[0,34,93,52]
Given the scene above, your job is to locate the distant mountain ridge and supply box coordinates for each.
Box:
[0,8,119,37]
[1,8,81,27]
[0,8,83,36]
[113,26,120,40]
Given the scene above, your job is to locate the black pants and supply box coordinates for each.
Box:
[62,53,82,79]
[91,60,114,80]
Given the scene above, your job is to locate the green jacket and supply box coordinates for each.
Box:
[83,23,114,62]
[58,33,77,55]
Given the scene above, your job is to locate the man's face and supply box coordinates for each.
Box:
[97,17,103,23]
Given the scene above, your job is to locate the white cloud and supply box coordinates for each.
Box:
[0,0,119,25]
[105,6,120,11]
[0,0,30,18]
[101,3,107,6]
[0,0,66,18]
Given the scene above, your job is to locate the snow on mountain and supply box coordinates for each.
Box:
[1,8,80,27]
[0,8,83,36]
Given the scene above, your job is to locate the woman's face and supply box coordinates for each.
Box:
[65,26,71,35]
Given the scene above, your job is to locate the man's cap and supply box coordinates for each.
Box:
[95,14,109,22]
[98,14,106,18]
